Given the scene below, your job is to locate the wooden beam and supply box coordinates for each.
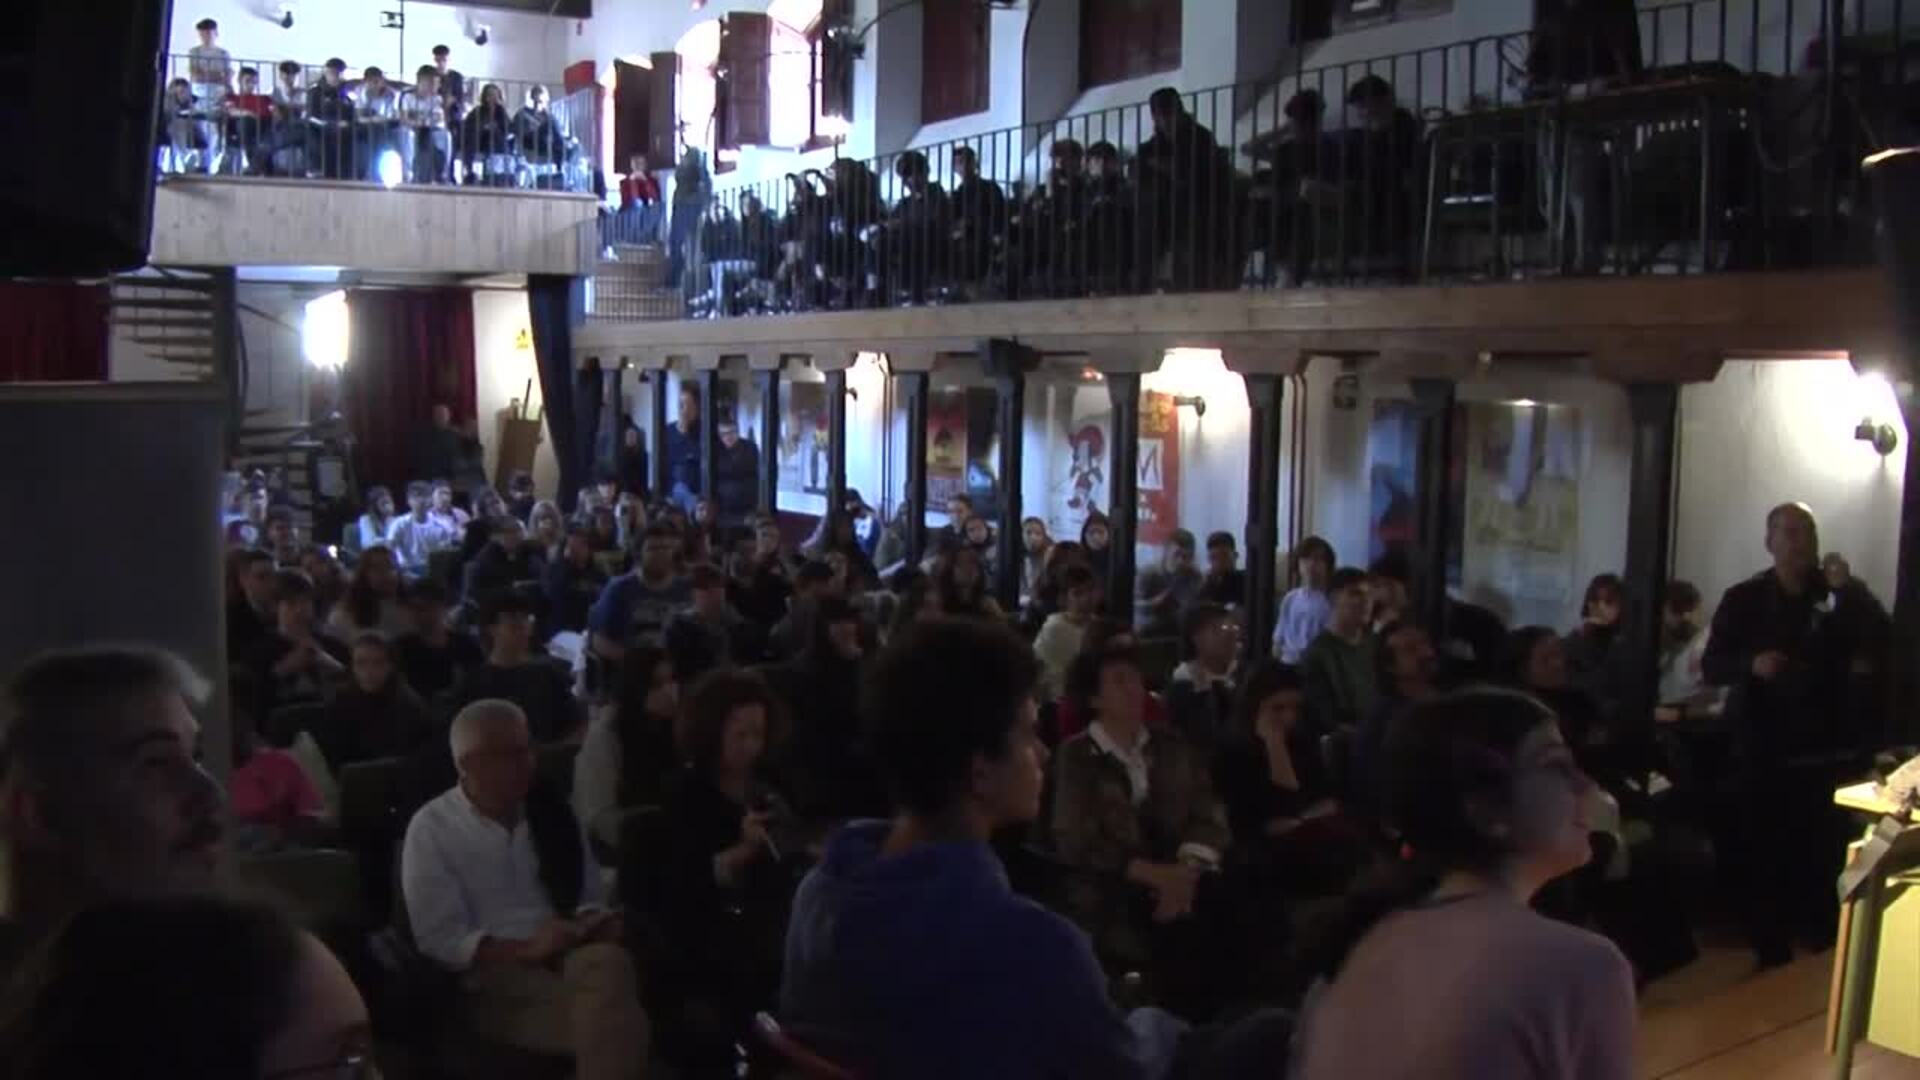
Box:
[574,271,1894,378]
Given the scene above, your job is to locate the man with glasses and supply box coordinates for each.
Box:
[402,699,646,1079]
[0,647,225,970]
[1166,603,1243,751]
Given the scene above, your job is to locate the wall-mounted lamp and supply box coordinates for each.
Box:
[473,24,491,46]
[274,3,295,30]
[1173,394,1207,419]
[1856,417,1900,456]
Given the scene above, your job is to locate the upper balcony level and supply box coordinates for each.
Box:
[151,53,601,276]
[581,0,1916,369]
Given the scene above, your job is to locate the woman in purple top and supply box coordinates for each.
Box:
[1294,688,1636,1080]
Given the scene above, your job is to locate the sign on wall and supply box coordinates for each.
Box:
[1139,390,1182,544]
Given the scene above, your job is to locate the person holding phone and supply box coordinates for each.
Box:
[653,670,798,1059]
[401,699,647,1079]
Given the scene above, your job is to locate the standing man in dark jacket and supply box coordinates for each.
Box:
[1703,502,1872,968]
[713,415,760,527]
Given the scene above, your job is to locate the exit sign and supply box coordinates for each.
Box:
[380,11,405,28]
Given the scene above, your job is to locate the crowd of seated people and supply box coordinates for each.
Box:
[684,80,1436,315]
[0,394,1896,1078]
[160,19,581,189]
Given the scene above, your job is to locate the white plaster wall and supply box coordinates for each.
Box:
[169,0,571,82]
[1674,359,1907,615]
[471,289,560,499]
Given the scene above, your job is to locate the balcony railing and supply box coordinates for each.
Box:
[157,53,598,193]
[604,0,1916,322]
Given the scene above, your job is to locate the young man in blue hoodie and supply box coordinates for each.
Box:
[778,618,1150,1079]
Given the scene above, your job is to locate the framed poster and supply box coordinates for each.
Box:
[777,381,831,495]
[928,389,968,508]
[1138,390,1182,544]
[1047,385,1110,542]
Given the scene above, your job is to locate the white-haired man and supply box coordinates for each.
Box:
[0,647,225,969]
[400,699,647,1079]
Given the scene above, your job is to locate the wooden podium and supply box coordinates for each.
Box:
[1827,783,1920,1077]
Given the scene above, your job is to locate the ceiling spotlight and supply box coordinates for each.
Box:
[474,24,491,46]
[276,4,295,30]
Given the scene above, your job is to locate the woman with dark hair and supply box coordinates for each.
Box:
[1293,689,1633,1080]
[460,82,511,179]
[573,646,680,846]
[325,544,409,640]
[935,545,1004,620]
[961,513,999,590]
[766,596,883,819]
[1052,619,1167,742]
[1080,511,1113,585]
[1275,535,1336,664]
[650,669,798,1045]
[1564,573,1627,709]
[0,895,372,1079]
[1499,625,1614,787]
[313,632,434,773]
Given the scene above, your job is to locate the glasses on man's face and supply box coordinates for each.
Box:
[266,1054,382,1079]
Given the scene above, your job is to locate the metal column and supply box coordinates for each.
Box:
[1243,373,1286,659]
[826,368,848,514]
[1621,382,1679,751]
[900,370,931,567]
[755,367,781,518]
[1410,377,1457,635]
[993,367,1026,611]
[1106,371,1142,614]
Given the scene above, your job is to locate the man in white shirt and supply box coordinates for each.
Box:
[387,481,455,577]
[186,19,231,171]
[401,700,647,1079]
[351,66,401,181]
[400,65,452,183]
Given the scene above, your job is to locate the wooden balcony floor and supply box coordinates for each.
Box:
[1641,947,1920,1079]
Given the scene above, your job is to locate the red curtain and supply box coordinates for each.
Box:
[0,281,109,382]
[341,288,478,496]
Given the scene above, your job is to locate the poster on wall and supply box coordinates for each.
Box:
[1138,390,1182,545]
[1461,403,1582,627]
[1365,399,1466,581]
[1046,385,1110,543]
[777,382,831,495]
[927,389,968,509]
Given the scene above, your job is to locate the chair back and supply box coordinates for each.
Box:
[747,1013,862,1080]
[234,847,366,929]
[536,741,580,800]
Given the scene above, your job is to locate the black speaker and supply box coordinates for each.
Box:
[1869,148,1920,364]
[0,2,172,277]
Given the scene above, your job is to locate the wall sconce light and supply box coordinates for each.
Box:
[274,3,295,30]
[1856,417,1900,456]
[1173,394,1207,419]
[473,24,491,46]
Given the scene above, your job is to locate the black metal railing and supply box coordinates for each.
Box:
[157,53,598,193]
[609,0,1916,321]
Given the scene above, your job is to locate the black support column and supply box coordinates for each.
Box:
[1409,378,1457,635]
[648,370,670,500]
[1106,371,1142,614]
[900,370,931,567]
[993,367,1026,611]
[755,367,781,517]
[1896,394,1920,744]
[698,368,720,501]
[826,368,848,514]
[1621,382,1679,750]
[1243,373,1286,659]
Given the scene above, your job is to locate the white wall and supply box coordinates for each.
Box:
[170,0,572,82]
[471,289,560,499]
[1675,359,1907,614]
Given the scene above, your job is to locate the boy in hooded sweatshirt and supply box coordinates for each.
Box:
[779,618,1151,1080]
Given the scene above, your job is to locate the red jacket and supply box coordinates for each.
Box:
[619,173,661,207]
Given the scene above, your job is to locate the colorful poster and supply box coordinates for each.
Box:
[1366,399,1421,565]
[1138,390,1181,544]
[927,389,968,509]
[777,381,831,495]
[1461,403,1582,627]
[1047,385,1110,543]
